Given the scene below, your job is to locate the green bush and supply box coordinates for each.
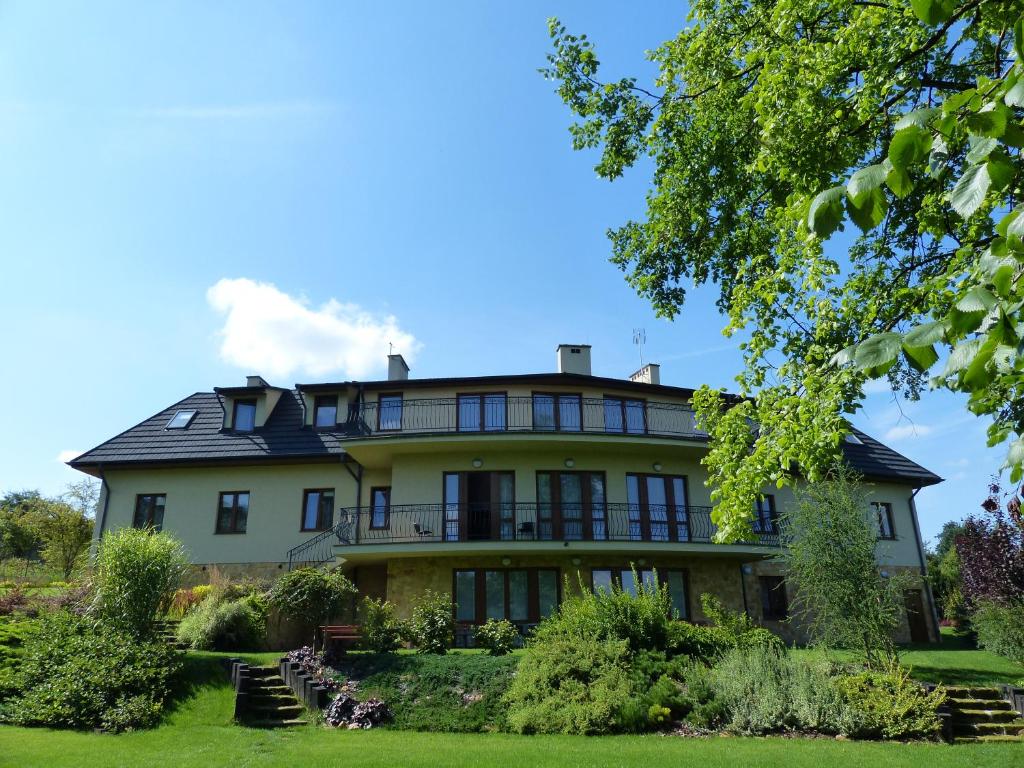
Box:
[504,635,633,734]
[4,611,180,731]
[532,572,672,655]
[700,593,785,653]
[972,602,1024,664]
[0,615,35,702]
[268,567,355,648]
[408,590,454,654]
[666,621,734,661]
[176,592,266,651]
[94,528,188,637]
[712,645,855,735]
[835,668,945,740]
[358,597,403,653]
[333,652,518,732]
[474,619,518,656]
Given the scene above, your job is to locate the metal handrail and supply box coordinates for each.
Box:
[342,395,707,439]
[285,502,780,568]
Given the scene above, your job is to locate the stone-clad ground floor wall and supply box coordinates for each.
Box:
[181,555,938,646]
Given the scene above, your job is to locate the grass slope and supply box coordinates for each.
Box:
[0,647,1022,768]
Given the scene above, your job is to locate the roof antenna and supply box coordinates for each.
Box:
[633,328,646,368]
[388,341,394,357]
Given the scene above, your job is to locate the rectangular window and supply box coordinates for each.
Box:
[603,396,646,434]
[760,575,789,620]
[133,494,166,530]
[532,392,581,432]
[378,393,403,431]
[370,487,391,529]
[301,489,334,531]
[752,496,778,534]
[443,472,460,541]
[452,568,560,625]
[873,502,895,540]
[535,471,606,540]
[166,410,197,429]
[626,474,690,542]
[232,399,257,432]
[457,393,507,432]
[591,567,689,620]
[313,395,338,428]
[216,491,249,534]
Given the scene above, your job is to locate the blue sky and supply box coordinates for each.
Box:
[0,1,998,544]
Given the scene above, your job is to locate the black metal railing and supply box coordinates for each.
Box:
[342,396,706,439]
[286,502,780,567]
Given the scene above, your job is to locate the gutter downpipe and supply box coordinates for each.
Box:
[739,564,750,619]
[909,488,941,642]
[92,467,111,558]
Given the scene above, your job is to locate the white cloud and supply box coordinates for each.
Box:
[207,278,420,381]
[883,423,933,442]
[57,450,82,464]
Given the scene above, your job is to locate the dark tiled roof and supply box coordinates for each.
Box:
[69,384,940,487]
[69,391,345,469]
[842,427,941,486]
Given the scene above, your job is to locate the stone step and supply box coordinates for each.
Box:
[947,697,1014,711]
[248,703,305,718]
[944,687,1004,700]
[248,683,291,695]
[248,693,299,705]
[952,709,1021,723]
[953,721,1024,737]
[242,718,309,729]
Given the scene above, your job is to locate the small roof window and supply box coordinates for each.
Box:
[844,432,863,445]
[166,409,198,429]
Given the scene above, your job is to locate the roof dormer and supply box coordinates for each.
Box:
[214,375,287,432]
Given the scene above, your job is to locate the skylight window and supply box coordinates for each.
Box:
[844,433,863,445]
[166,409,198,429]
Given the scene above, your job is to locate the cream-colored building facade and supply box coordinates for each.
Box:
[73,346,941,644]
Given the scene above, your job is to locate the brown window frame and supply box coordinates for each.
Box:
[452,567,561,625]
[535,470,607,541]
[625,473,691,542]
[300,488,335,532]
[232,398,258,433]
[455,392,508,432]
[376,392,404,432]
[369,486,392,529]
[442,471,516,541]
[215,491,250,534]
[313,395,339,430]
[133,493,166,530]
[602,394,648,434]
[759,575,789,620]
[590,566,690,620]
[531,391,583,432]
[873,501,896,540]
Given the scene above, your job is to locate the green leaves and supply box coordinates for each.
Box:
[950,163,991,218]
[910,0,955,25]
[807,186,846,238]
[846,187,888,232]
[853,333,901,377]
[888,126,929,170]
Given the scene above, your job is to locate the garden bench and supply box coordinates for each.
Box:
[321,624,361,652]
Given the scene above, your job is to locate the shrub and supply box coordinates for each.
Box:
[94,528,188,637]
[531,571,672,655]
[358,597,403,653]
[167,585,212,619]
[504,635,633,734]
[268,567,355,649]
[835,667,945,740]
[712,645,855,735]
[972,601,1024,664]
[176,592,266,651]
[408,590,454,654]
[0,615,35,702]
[0,587,28,616]
[474,619,518,656]
[700,593,786,653]
[666,620,734,661]
[5,611,180,731]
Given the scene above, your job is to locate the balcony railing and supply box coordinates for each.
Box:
[341,396,706,440]
[286,503,780,568]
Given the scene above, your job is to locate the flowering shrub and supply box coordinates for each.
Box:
[474,619,518,656]
[408,590,454,654]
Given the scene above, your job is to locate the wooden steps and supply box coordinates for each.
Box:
[228,662,309,729]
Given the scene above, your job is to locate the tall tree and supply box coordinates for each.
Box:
[544,1,1024,540]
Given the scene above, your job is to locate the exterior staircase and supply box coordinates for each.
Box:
[945,687,1024,743]
[153,619,187,650]
[228,662,308,728]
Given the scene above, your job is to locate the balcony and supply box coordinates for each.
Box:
[342,395,706,441]
[286,503,780,568]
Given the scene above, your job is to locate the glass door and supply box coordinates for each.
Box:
[626,474,689,542]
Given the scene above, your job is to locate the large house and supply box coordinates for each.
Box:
[71,345,942,644]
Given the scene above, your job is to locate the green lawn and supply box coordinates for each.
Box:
[793,628,1024,687]
[0,643,1022,768]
